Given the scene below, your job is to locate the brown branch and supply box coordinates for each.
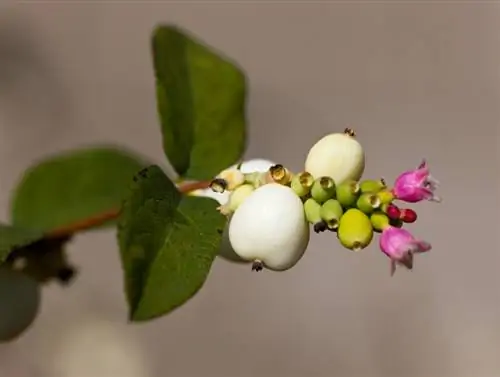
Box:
[45,180,211,240]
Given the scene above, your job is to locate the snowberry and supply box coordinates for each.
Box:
[228,183,310,271]
[190,158,276,263]
[305,128,365,185]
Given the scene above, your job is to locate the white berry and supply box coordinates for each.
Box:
[305,130,365,185]
[190,158,276,207]
[0,267,41,342]
[190,159,276,263]
[228,183,310,271]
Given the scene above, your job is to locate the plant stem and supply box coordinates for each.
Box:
[45,180,211,240]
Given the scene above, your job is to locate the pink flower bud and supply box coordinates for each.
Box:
[392,160,441,203]
[379,226,431,276]
[400,208,417,223]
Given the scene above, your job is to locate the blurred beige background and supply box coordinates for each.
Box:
[0,1,499,377]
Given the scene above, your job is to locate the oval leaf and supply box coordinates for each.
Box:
[152,24,247,180]
[10,146,148,232]
[118,165,226,321]
[0,224,43,263]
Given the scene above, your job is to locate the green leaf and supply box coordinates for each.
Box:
[10,146,148,232]
[118,165,226,321]
[0,224,43,263]
[152,24,247,180]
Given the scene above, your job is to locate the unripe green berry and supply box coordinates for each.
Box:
[303,198,327,233]
[370,211,390,232]
[227,184,255,212]
[377,190,395,205]
[356,193,381,214]
[311,177,336,204]
[360,178,386,194]
[244,172,266,187]
[336,180,360,208]
[291,172,315,197]
[320,199,344,230]
[337,208,374,251]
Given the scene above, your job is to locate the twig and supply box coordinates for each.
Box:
[45,180,211,240]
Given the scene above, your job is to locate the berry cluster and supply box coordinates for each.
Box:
[202,129,440,276]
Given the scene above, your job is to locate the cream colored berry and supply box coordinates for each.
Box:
[228,183,310,271]
[305,129,365,185]
[190,158,276,263]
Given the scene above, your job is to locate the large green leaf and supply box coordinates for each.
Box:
[10,146,148,232]
[0,224,43,263]
[152,24,247,180]
[118,165,226,321]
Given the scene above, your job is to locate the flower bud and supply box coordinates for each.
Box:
[320,199,344,230]
[337,208,374,251]
[356,193,381,214]
[304,128,365,185]
[370,211,390,232]
[304,198,327,233]
[311,177,336,204]
[336,180,360,208]
[383,203,401,220]
[360,178,386,194]
[400,208,417,223]
[291,172,314,197]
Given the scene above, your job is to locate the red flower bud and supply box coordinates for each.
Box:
[400,208,417,223]
[385,204,401,220]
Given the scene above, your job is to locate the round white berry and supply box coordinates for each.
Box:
[305,131,365,185]
[228,183,310,271]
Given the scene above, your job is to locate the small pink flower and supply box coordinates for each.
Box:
[379,226,431,276]
[392,160,441,203]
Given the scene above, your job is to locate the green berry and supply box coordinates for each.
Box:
[311,177,336,203]
[370,211,390,232]
[336,180,360,208]
[227,184,255,212]
[356,193,381,214]
[360,178,386,194]
[303,198,327,233]
[337,208,374,251]
[320,199,344,230]
[377,190,395,205]
[291,172,315,197]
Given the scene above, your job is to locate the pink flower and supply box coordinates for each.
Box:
[379,226,432,276]
[392,159,441,203]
